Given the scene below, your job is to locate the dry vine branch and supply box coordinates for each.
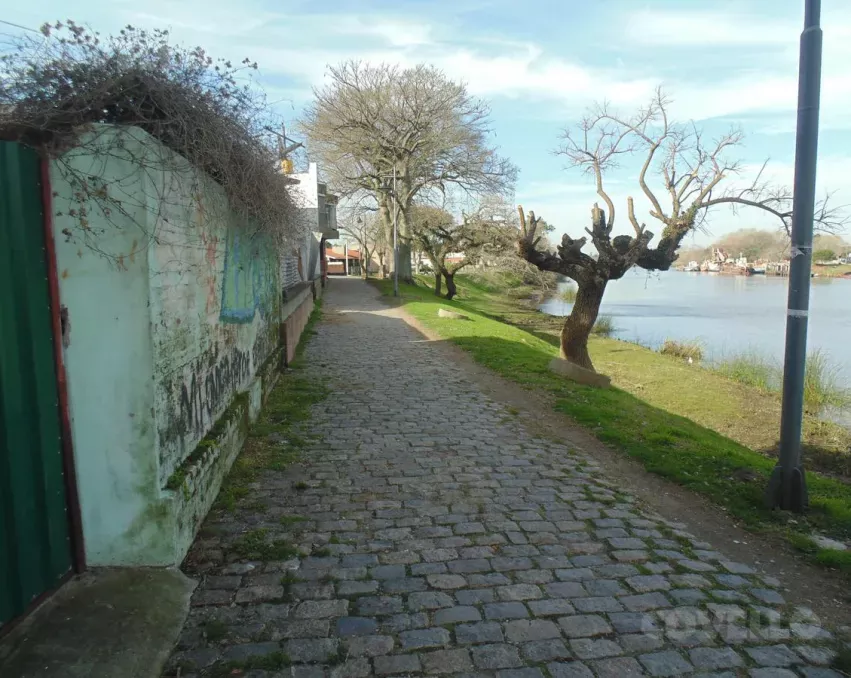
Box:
[0,21,301,260]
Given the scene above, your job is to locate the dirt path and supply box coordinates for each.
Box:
[165,278,847,677]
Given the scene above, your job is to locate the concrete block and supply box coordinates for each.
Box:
[548,358,611,388]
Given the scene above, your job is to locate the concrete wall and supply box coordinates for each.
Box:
[51,129,162,565]
[51,125,313,566]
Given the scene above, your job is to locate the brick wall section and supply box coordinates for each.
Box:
[284,293,315,365]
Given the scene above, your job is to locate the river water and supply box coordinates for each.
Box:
[539,270,851,379]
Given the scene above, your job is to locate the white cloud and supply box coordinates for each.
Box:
[625,9,795,47]
[116,0,657,115]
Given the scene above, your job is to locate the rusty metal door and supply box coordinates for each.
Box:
[0,142,73,628]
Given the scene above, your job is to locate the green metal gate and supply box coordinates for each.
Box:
[0,142,73,628]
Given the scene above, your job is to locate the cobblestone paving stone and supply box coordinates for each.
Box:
[164,279,846,677]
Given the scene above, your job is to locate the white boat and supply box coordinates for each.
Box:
[684,261,700,272]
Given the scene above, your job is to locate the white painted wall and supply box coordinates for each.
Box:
[51,126,285,565]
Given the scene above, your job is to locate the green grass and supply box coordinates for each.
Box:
[715,350,778,391]
[372,275,851,571]
[279,514,306,526]
[202,619,228,642]
[210,651,290,677]
[230,528,298,561]
[713,348,850,416]
[660,339,704,362]
[805,349,851,413]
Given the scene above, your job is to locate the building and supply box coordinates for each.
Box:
[284,162,339,288]
[326,246,366,276]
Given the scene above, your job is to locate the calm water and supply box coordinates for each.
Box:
[540,270,851,379]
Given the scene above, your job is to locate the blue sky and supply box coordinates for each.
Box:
[4,0,851,245]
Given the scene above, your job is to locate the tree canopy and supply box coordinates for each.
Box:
[299,61,517,280]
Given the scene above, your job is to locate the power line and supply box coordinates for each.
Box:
[0,19,41,34]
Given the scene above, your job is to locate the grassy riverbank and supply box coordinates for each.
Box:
[372,273,851,574]
[814,263,851,278]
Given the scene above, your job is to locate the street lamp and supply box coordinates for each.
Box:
[767,0,823,512]
[377,168,399,297]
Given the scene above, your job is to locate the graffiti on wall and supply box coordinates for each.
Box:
[176,347,252,439]
[220,229,277,323]
[157,314,280,478]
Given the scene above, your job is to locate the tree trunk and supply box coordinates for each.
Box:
[433,272,442,296]
[398,242,414,283]
[560,278,607,371]
[444,271,457,300]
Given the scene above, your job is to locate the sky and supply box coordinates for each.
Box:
[4,0,851,246]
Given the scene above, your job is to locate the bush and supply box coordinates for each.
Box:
[559,287,578,303]
[0,21,298,250]
[659,339,704,362]
[591,315,616,337]
[715,351,778,391]
[804,349,850,413]
[714,348,849,414]
[813,248,837,262]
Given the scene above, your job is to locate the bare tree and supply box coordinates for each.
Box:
[410,205,499,299]
[519,89,848,371]
[299,61,517,282]
[339,209,384,279]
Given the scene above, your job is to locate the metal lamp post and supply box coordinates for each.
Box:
[767,0,823,512]
[392,167,399,297]
[377,169,400,297]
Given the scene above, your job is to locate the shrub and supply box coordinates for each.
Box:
[591,315,616,337]
[659,339,704,362]
[0,21,299,251]
[559,287,578,303]
[804,349,850,413]
[714,350,778,391]
[714,348,849,414]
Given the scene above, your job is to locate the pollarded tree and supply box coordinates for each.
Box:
[299,61,516,282]
[518,89,846,371]
[411,205,500,299]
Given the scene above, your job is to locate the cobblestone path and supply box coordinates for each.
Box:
[167,279,843,678]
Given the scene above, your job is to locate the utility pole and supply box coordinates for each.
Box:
[266,122,303,173]
[767,0,822,513]
[344,241,349,276]
[376,169,400,296]
[393,167,399,297]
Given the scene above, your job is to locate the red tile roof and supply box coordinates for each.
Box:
[326,248,362,260]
